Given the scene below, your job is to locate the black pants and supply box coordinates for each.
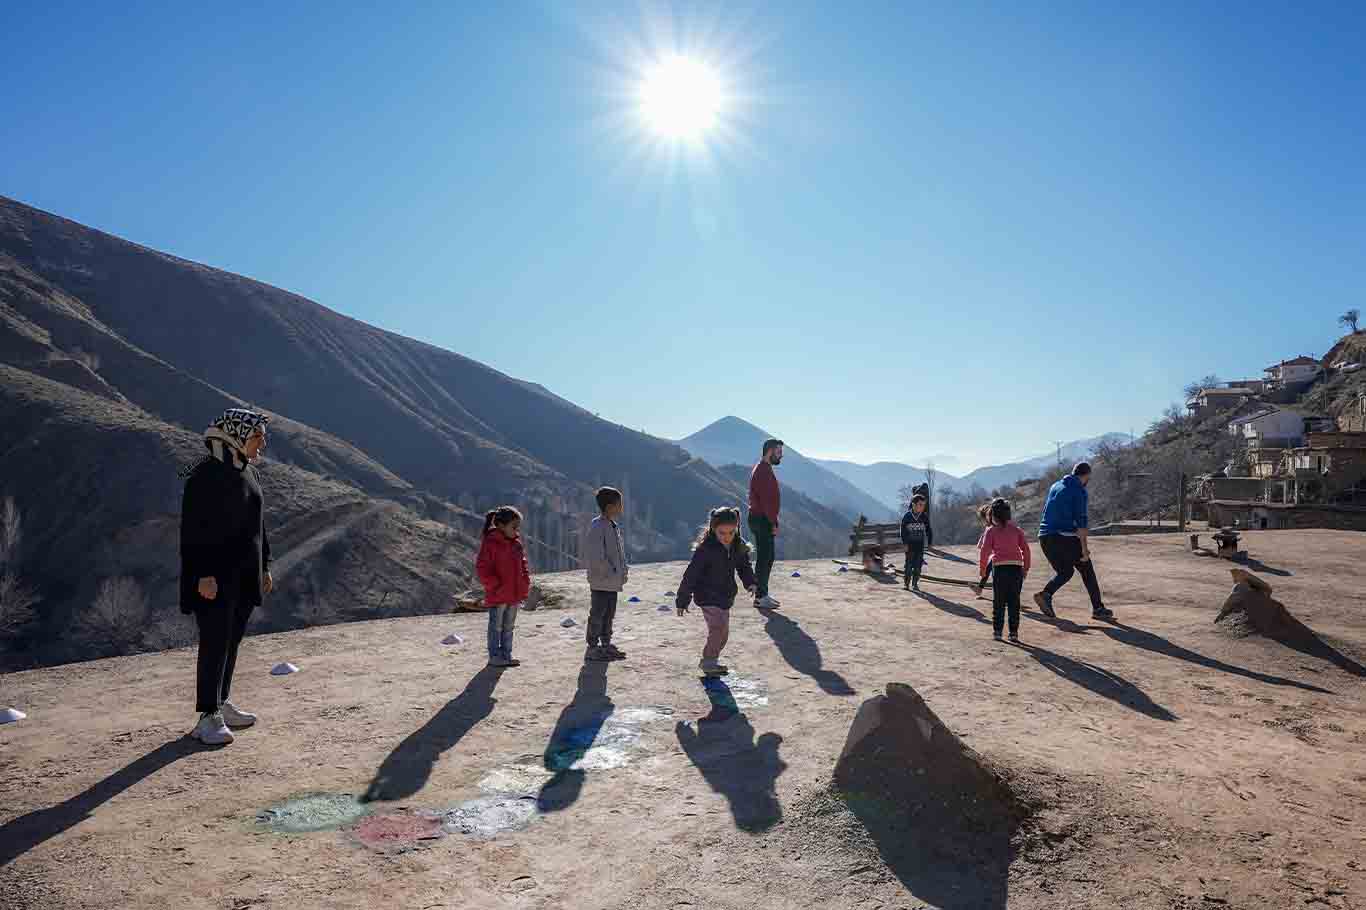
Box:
[904,544,925,585]
[1040,535,1104,611]
[748,515,775,599]
[587,590,618,646]
[992,565,1024,635]
[194,599,255,714]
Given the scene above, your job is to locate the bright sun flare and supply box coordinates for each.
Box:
[638,55,724,140]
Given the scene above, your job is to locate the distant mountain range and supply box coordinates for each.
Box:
[675,418,897,521]
[677,417,1129,518]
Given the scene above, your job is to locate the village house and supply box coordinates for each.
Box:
[1267,431,1366,506]
[1186,386,1253,416]
[1263,355,1323,390]
[1339,392,1366,433]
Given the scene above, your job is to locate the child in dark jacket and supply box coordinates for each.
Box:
[975,498,1031,642]
[899,494,933,591]
[475,506,531,668]
[676,507,757,677]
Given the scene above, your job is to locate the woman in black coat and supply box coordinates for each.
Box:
[180,409,273,745]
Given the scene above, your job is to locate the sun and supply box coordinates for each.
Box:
[637,55,725,141]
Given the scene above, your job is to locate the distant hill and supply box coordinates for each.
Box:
[675,417,896,521]
[954,434,1133,494]
[0,196,851,667]
[811,459,965,513]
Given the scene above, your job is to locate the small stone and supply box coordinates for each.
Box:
[441,634,464,645]
[560,617,577,628]
[657,604,672,612]
[270,662,299,676]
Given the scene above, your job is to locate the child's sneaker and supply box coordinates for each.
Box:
[586,646,612,662]
[488,656,513,667]
[1008,631,1020,642]
[1033,592,1056,618]
[911,580,921,592]
[699,658,729,677]
[220,701,257,729]
[1092,606,1116,622]
[603,643,627,660]
[992,631,1004,642]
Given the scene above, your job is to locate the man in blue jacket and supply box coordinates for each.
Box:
[1034,462,1114,621]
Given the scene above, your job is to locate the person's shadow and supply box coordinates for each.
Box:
[675,678,786,833]
[927,547,974,565]
[1010,641,1178,721]
[917,590,991,626]
[759,609,855,696]
[362,665,503,803]
[0,737,200,867]
[1099,621,1334,694]
[537,661,614,813]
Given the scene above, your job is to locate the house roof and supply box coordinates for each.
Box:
[1264,355,1321,370]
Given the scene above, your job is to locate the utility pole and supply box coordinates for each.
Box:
[1054,441,1064,470]
[1178,471,1188,533]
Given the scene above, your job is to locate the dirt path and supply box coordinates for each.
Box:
[1,530,1363,909]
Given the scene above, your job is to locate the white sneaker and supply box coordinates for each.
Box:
[191,712,234,745]
[220,701,257,729]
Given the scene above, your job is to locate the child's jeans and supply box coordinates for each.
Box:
[487,602,521,659]
[904,545,925,583]
[587,590,618,647]
[992,566,1024,636]
[700,605,730,660]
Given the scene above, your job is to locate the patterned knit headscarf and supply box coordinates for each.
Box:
[201,408,270,470]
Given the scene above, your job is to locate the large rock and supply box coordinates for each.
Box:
[1215,569,1310,643]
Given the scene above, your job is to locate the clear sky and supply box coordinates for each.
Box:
[4,3,1363,470]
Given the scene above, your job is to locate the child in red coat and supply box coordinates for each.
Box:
[476,506,531,668]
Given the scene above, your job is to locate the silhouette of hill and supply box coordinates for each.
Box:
[676,417,895,521]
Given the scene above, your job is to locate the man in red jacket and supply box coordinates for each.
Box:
[748,438,784,609]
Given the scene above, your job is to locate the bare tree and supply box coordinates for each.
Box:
[1341,308,1361,334]
[1183,373,1222,399]
[81,577,151,656]
[0,498,37,640]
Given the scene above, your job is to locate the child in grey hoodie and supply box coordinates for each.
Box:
[584,486,629,661]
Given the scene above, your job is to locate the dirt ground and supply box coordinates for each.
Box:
[2,529,1364,910]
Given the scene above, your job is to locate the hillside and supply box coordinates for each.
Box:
[0,196,850,667]
[714,464,853,556]
[811,459,964,511]
[954,433,1132,493]
[676,417,895,521]
[3,533,1364,909]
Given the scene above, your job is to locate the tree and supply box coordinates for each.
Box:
[80,577,151,656]
[1341,308,1361,334]
[1183,374,1221,400]
[0,497,37,641]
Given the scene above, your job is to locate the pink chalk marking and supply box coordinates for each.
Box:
[352,813,445,848]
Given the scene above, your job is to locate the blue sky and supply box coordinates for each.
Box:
[4,2,1363,469]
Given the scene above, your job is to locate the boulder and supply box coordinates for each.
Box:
[1215,569,1308,643]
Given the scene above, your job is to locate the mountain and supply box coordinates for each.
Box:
[955,433,1133,493]
[811,459,965,513]
[0,196,850,666]
[675,417,896,521]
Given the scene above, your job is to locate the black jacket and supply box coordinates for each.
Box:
[676,536,757,611]
[179,457,271,613]
[900,509,933,549]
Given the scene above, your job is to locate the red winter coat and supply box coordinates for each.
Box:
[476,530,531,606]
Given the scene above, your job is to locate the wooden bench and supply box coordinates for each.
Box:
[848,521,908,558]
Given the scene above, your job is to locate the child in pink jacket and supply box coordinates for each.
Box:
[975,498,1031,642]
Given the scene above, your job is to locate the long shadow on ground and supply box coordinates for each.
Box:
[928,547,975,565]
[0,737,200,867]
[1021,615,1335,694]
[759,609,855,696]
[1277,631,1366,678]
[537,660,614,812]
[1010,641,1178,721]
[917,590,991,626]
[675,678,786,832]
[363,665,503,802]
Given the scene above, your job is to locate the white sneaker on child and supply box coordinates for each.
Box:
[220,701,257,729]
[191,712,234,745]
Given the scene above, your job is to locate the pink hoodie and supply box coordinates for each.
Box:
[979,522,1031,578]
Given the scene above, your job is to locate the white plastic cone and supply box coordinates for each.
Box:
[0,707,26,724]
[270,662,299,676]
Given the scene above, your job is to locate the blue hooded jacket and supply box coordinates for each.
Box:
[1039,474,1089,537]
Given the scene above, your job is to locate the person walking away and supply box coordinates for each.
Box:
[975,498,1031,641]
[899,494,933,591]
[1035,463,1114,621]
[747,438,784,609]
[676,507,757,677]
[584,486,629,662]
[180,409,274,746]
[974,502,993,598]
[476,506,531,668]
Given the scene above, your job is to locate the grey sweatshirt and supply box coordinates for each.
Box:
[585,515,629,592]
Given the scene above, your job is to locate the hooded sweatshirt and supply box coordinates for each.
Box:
[476,530,531,606]
[585,514,629,592]
[899,508,933,549]
[1039,474,1089,537]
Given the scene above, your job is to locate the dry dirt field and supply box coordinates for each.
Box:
[2,530,1364,909]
